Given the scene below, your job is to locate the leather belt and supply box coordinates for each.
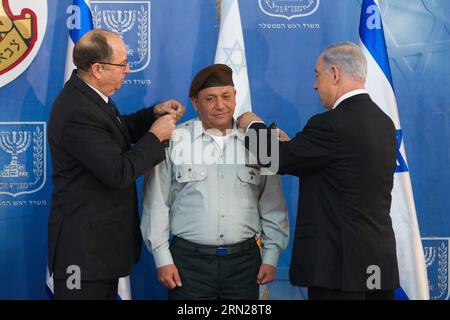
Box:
[171,236,257,256]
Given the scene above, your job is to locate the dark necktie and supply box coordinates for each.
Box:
[108,98,124,128]
[108,99,132,147]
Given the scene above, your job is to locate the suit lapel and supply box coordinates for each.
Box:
[69,71,132,147]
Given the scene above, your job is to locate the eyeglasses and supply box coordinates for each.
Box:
[97,61,128,68]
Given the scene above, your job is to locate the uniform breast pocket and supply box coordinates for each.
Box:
[235,166,261,210]
[237,166,261,186]
[174,165,208,183]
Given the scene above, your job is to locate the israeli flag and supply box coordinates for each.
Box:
[214,0,252,117]
[64,0,94,82]
[359,0,429,300]
[46,0,131,300]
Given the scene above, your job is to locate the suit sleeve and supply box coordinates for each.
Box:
[278,114,337,176]
[121,106,158,144]
[247,114,337,177]
[62,108,165,190]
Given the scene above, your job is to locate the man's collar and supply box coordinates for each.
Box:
[76,72,109,103]
[192,117,245,141]
[332,89,367,110]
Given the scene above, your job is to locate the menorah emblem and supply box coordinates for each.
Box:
[102,10,136,36]
[91,1,151,73]
[424,246,437,267]
[0,130,31,178]
[0,122,46,197]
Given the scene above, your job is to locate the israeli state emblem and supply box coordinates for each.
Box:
[258,0,320,20]
[0,0,47,87]
[423,237,450,300]
[91,0,151,73]
[0,122,46,197]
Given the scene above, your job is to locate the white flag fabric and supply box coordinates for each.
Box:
[214,0,252,116]
[359,0,429,300]
[117,276,132,300]
[47,0,131,300]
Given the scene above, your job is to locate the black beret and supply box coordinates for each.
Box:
[189,64,234,97]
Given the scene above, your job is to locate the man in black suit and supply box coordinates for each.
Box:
[47,29,184,299]
[238,42,399,300]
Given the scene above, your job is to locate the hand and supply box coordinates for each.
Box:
[154,99,185,121]
[276,128,290,142]
[156,264,182,289]
[149,113,176,142]
[257,264,276,285]
[237,112,263,131]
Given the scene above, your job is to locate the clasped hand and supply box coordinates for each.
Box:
[150,99,185,142]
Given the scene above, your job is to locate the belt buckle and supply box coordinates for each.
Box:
[216,247,228,256]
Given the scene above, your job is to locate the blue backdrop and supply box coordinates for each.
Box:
[0,0,448,299]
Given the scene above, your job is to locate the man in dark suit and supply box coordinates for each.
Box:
[47,29,184,299]
[238,42,399,300]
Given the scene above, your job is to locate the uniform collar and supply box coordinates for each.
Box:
[191,117,245,141]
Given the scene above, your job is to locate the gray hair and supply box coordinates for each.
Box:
[321,42,367,82]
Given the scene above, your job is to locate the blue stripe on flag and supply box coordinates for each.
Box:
[69,0,93,43]
[359,0,393,87]
[395,129,409,173]
[395,287,409,300]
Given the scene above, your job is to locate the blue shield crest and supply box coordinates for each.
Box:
[0,122,46,197]
[91,0,151,72]
[258,0,320,20]
[423,238,450,300]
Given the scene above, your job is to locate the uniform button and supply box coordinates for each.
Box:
[220,175,224,179]
[221,215,225,218]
